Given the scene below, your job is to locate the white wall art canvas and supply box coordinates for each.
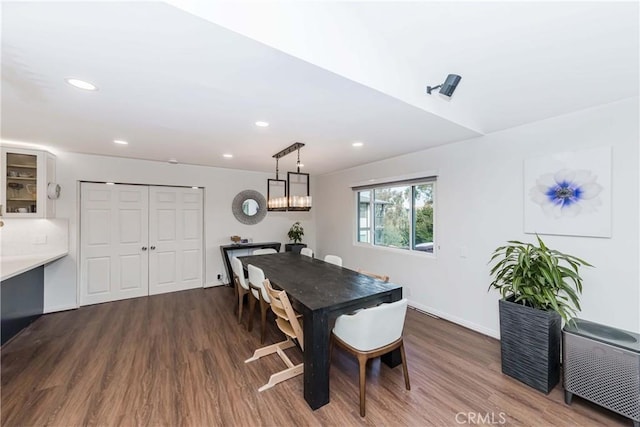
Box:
[524,146,611,238]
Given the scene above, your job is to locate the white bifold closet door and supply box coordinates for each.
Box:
[80,183,203,306]
[148,186,203,295]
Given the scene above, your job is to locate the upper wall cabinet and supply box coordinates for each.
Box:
[1,147,57,218]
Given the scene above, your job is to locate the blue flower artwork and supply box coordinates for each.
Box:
[530,169,603,218]
[524,147,611,238]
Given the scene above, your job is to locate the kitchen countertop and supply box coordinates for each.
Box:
[1,251,68,282]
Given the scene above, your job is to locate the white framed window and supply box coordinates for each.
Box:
[355,177,436,254]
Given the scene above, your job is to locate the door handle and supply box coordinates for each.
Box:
[142,246,147,251]
[150,246,156,250]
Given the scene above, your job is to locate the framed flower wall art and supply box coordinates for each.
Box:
[524,146,612,238]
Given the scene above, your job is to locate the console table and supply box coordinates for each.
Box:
[219,242,281,285]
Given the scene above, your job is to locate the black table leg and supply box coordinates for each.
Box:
[302,307,330,409]
[381,288,404,368]
[381,349,402,367]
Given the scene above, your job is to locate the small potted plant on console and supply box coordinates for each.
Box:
[285,222,306,254]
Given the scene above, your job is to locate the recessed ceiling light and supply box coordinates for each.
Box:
[191,186,198,189]
[65,78,98,91]
[352,142,364,147]
[255,121,269,127]
[223,154,233,158]
[168,159,178,164]
[113,139,128,145]
[106,182,115,185]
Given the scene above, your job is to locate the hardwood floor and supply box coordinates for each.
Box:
[1,287,629,426]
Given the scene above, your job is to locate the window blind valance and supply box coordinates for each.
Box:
[351,175,437,191]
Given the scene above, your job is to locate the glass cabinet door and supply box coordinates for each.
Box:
[5,152,38,215]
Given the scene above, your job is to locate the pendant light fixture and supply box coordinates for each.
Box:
[267,156,287,211]
[267,142,312,212]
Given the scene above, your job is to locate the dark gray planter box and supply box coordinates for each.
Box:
[285,243,306,254]
[499,296,561,394]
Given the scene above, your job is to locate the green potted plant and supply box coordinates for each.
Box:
[286,222,307,254]
[488,235,591,394]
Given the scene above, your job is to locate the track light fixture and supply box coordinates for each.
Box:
[427,74,462,97]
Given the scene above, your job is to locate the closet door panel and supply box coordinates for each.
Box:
[148,187,203,295]
[80,183,149,306]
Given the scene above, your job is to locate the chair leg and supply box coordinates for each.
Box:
[258,363,303,392]
[357,354,368,417]
[400,341,411,390]
[247,293,256,332]
[329,336,334,368]
[237,289,246,324]
[259,297,269,343]
[231,281,237,315]
[245,338,302,392]
[245,338,296,362]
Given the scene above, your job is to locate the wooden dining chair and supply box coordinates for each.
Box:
[300,247,314,258]
[253,248,277,255]
[357,269,390,282]
[247,264,271,343]
[324,254,342,266]
[331,298,410,417]
[231,257,251,324]
[245,279,304,392]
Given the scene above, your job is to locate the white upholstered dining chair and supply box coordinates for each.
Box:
[323,254,342,267]
[247,264,271,343]
[253,248,277,255]
[245,279,304,392]
[300,247,313,258]
[331,298,410,417]
[231,257,250,324]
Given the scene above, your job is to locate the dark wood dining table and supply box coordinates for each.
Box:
[239,251,403,410]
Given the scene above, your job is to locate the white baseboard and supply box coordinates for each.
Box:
[408,300,500,339]
[44,303,78,314]
[204,282,226,288]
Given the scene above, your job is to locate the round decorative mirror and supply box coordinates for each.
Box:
[242,199,259,216]
[232,190,267,225]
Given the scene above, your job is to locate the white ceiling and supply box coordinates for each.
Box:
[2,1,638,175]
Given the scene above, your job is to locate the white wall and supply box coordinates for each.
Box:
[1,218,68,257]
[315,98,639,336]
[44,153,315,313]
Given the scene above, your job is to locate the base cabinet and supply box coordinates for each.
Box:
[1,266,44,345]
